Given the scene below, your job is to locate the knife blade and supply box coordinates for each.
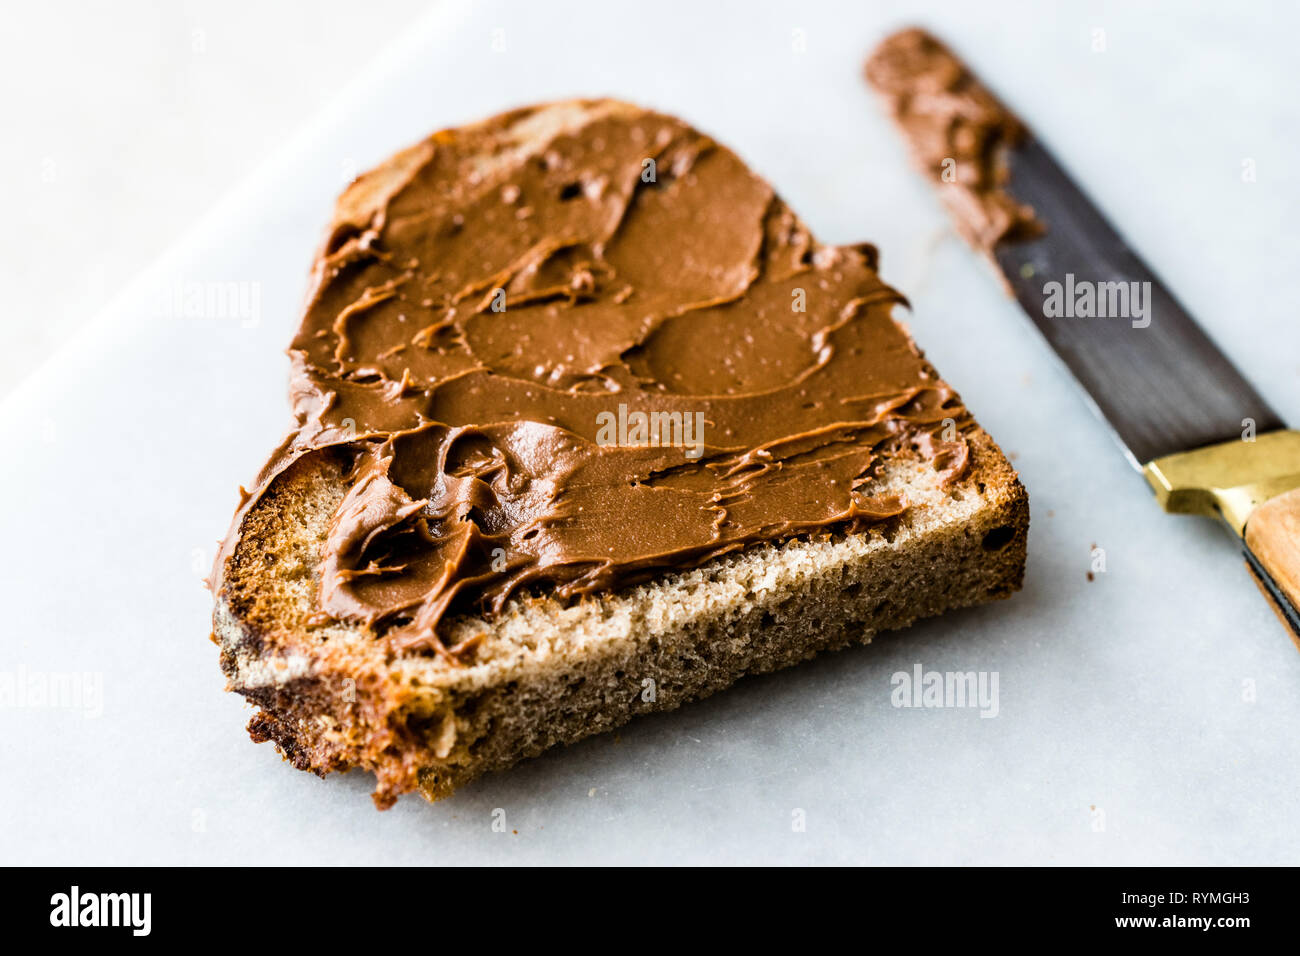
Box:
[866,28,1300,644]
[989,138,1283,466]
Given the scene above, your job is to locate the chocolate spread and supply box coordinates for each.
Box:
[216,100,970,658]
[865,29,1043,250]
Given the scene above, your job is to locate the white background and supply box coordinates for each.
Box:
[0,0,425,398]
[3,0,1298,864]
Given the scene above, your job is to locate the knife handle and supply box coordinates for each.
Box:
[1244,488,1300,648]
[1144,429,1300,646]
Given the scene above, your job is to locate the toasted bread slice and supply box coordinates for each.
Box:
[211,99,1028,808]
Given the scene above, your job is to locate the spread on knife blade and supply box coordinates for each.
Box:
[865,29,1044,250]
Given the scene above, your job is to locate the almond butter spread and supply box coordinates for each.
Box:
[215,100,970,659]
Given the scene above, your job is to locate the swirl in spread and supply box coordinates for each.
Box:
[217,100,970,659]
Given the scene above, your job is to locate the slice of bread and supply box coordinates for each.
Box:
[212,100,1028,808]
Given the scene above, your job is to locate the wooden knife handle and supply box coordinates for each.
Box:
[1244,487,1300,646]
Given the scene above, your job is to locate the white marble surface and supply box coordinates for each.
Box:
[3,0,1298,865]
[0,0,426,398]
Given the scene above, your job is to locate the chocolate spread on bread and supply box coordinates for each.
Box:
[865,29,1043,250]
[215,100,971,658]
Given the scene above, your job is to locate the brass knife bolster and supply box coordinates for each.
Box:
[1143,429,1300,536]
[1145,429,1300,644]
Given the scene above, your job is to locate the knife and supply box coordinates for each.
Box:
[866,29,1300,645]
